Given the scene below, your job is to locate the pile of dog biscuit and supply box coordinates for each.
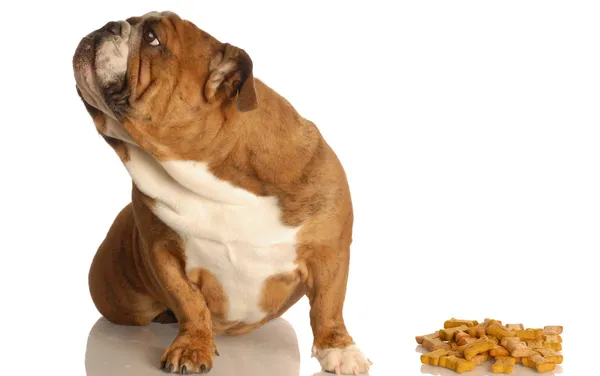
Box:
[416,318,563,373]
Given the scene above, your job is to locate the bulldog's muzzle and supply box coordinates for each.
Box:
[73,20,132,118]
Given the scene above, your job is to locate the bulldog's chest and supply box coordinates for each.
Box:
[123,146,301,323]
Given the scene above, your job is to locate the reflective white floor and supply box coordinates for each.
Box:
[85,317,303,376]
[85,313,566,376]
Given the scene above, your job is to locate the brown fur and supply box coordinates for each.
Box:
[81,11,359,374]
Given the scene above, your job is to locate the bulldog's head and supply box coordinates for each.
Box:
[73,11,258,157]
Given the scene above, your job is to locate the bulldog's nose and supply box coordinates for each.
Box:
[102,21,122,36]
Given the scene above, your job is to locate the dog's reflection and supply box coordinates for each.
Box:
[86,317,300,375]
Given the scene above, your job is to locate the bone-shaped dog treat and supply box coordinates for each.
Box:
[522,354,556,373]
[505,323,524,330]
[471,352,490,366]
[416,331,439,344]
[544,334,563,343]
[543,326,563,335]
[484,318,499,324]
[421,349,453,366]
[456,337,493,357]
[468,318,500,338]
[543,341,562,351]
[464,336,496,360]
[455,331,475,346]
[423,336,452,351]
[526,339,544,349]
[490,345,510,357]
[444,318,479,329]
[486,322,516,339]
[513,328,543,340]
[438,355,476,373]
[500,337,536,357]
[439,325,470,341]
[534,347,563,364]
[491,356,516,374]
[467,324,487,338]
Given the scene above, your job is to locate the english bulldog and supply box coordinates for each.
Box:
[73,11,371,375]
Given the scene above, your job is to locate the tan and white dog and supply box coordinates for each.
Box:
[73,11,370,375]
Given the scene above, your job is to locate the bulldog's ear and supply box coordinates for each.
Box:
[205,43,258,112]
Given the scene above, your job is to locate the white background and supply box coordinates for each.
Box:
[1,1,599,375]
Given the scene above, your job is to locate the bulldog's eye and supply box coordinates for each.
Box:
[143,29,160,46]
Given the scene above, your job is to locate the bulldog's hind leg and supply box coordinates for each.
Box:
[303,244,372,375]
[88,203,167,326]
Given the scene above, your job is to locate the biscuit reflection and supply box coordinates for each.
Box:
[421,364,562,375]
[85,317,300,376]
[416,346,563,375]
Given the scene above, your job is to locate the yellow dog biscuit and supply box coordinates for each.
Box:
[490,345,510,357]
[421,349,453,366]
[543,326,563,335]
[544,334,563,343]
[444,318,479,329]
[505,323,524,330]
[513,328,543,340]
[416,331,438,344]
[534,348,563,364]
[500,337,536,357]
[491,356,516,373]
[464,336,496,360]
[455,331,475,346]
[543,341,562,351]
[486,322,516,339]
[439,355,476,373]
[471,352,490,366]
[423,336,452,351]
[522,354,556,373]
[439,325,470,341]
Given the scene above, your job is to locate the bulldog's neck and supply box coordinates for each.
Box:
[214,79,323,187]
[118,78,323,201]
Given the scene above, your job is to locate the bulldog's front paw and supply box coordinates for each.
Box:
[312,344,372,375]
[160,332,218,374]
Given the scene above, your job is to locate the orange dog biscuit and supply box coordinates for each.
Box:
[490,345,510,357]
[444,318,479,329]
[500,337,536,357]
[526,339,544,349]
[464,336,496,360]
[439,355,476,373]
[471,352,490,366]
[522,354,556,373]
[439,325,470,341]
[543,341,562,351]
[423,336,452,351]
[513,328,543,340]
[455,331,475,346]
[421,349,453,366]
[544,334,563,343]
[486,322,516,339]
[505,323,524,330]
[491,356,516,373]
[466,324,487,338]
[535,348,563,364]
[544,326,563,335]
[416,331,438,344]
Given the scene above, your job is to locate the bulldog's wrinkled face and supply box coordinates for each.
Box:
[73,11,257,156]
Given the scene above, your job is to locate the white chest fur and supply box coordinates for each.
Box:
[123,146,301,323]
